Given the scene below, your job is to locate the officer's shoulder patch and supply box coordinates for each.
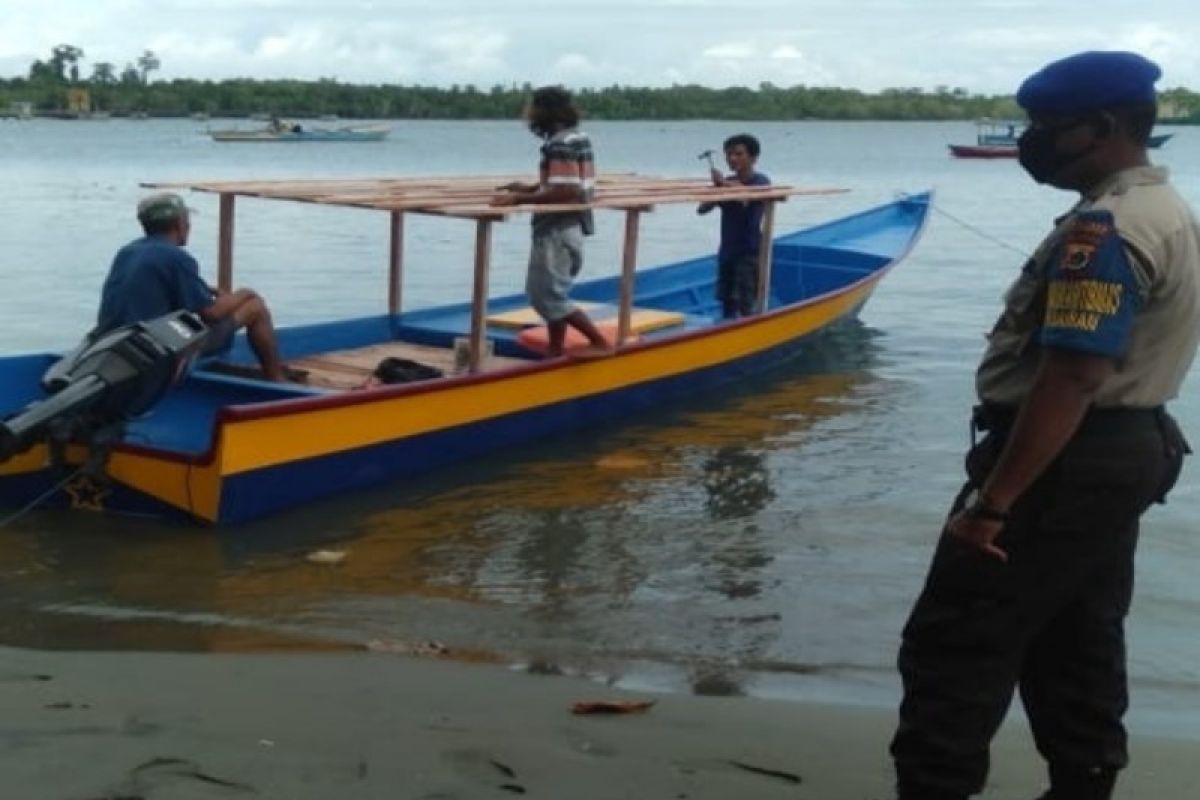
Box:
[1059,210,1116,275]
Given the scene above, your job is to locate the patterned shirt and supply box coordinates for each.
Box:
[533,126,596,235]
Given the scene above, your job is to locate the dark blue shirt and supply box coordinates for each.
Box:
[718,171,771,261]
[96,235,214,334]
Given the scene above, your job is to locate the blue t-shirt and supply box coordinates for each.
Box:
[95,235,214,334]
[718,171,771,261]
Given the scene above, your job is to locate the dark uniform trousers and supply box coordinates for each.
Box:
[891,405,1188,800]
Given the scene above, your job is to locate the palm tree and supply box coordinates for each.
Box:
[50,44,84,83]
[90,62,116,86]
[90,62,116,112]
[137,50,161,84]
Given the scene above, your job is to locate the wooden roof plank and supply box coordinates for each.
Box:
[422,187,846,217]
[142,175,848,216]
[144,172,662,196]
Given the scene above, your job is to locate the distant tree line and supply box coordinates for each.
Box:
[5,43,1200,122]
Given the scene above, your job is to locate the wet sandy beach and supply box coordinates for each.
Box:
[3,645,1195,799]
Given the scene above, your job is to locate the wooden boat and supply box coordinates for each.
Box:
[948,119,1025,159]
[208,123,390,142]
[0,176,932,524]
[948,143,1019,159]
[950,119,1174,158]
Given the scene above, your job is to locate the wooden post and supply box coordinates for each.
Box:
[755,200,777,313]
[616,209,642,346]
[468,218,494,373]
[217,193,236,292]
[388,211,404,315]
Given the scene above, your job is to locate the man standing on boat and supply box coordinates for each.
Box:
[492,85,610,357]
[890,51,1199,800]
[697,133,771,318]
[95,192,287,381]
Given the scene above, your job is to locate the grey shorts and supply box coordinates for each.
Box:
[525,225,584,322]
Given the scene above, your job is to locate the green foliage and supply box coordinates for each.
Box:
[3,44,1199,120]
[0,74,1036,120]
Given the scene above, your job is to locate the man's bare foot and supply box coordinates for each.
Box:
[269,366,307,383]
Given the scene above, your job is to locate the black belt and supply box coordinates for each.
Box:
[972,402,1165,439]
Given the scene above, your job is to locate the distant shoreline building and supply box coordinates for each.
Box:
[1,101,33,120]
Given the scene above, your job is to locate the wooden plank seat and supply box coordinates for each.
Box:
[291,341,530,390]
[486,302,605,329]
[215,341,531,391]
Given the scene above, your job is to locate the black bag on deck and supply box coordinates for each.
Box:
[372,357,443,385]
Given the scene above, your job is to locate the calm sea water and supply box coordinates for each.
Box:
[1,119,1198,736]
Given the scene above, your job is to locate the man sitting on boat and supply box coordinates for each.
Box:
[94,192,287,382]
[268,116,303,134]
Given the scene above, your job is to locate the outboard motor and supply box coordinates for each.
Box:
[0,311,209,464]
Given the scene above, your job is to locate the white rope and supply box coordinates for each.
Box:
[930,202,1031,259]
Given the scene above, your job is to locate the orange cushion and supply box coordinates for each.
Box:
[517,318,639,355]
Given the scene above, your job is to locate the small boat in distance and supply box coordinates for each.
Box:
[208,120,391,142]
[950,118,1174,158]
[949,119,1025,159]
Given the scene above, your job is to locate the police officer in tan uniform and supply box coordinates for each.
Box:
[890,51,1200,800]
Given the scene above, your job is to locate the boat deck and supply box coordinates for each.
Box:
[395,301,711,357]
[107,174,877,461]
[289,340,530,389]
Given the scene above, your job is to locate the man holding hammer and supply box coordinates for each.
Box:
[697,133,771,319]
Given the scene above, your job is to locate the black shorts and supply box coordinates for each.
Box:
[201,316,237,356]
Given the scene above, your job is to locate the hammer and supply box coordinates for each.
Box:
[697,149,717,171]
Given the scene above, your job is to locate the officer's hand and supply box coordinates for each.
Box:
[946,511,1008,562]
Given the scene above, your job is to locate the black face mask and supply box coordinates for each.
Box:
[1017,119,1096,184]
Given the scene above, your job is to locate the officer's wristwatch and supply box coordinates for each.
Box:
[963,487,1009,523]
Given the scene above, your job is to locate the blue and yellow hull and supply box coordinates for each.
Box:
[0,192,931,524]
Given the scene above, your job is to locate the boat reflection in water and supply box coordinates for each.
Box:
[0,321,895,696]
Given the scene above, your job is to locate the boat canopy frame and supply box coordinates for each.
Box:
[144,175,845,372]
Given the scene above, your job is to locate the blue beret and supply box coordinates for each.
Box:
[1016,51,1161,114]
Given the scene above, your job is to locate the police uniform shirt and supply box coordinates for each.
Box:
[976,166,1200,408]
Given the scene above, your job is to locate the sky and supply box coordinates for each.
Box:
[2,0,1198,94]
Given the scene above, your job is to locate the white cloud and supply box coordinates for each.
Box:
[1118,24,1180,61]
[429,27,508,72]
[770,45,804,61]
[552,53,599,80]
[956,28,1073,51]
[1,0,1198,92]
[256,27,327,60]
[703,42,755,61]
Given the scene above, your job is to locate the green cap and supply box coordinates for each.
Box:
[137,192,192,226]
